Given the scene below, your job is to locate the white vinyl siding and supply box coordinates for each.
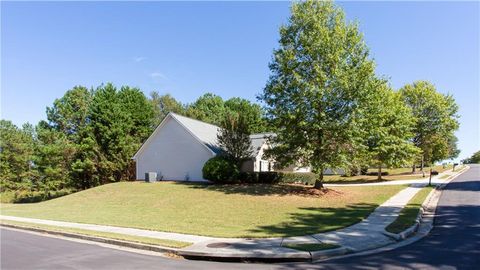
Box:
[135,117,214,181]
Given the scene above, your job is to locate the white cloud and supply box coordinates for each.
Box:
[133,56,146,62]
[149,72,167,80]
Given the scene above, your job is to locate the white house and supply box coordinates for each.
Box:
[132,113,283,181]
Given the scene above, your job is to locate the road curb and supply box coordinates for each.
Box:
[310,247,352,261]
[178,250,311,262]
[382,165,469,241]
[0,223,181,255]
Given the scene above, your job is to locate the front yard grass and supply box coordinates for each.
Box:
[1,182,405,238]
[0,220,191,248]
[323,165,452,184]
[385,186,434,234]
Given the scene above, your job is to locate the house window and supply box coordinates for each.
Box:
[259,161,270,172]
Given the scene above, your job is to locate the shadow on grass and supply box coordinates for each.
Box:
[245,203,379,237]
[171,181,343,197]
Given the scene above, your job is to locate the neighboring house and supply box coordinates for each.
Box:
[133,112,295,181]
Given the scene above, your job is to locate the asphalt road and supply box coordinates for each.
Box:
[1,165,479,270]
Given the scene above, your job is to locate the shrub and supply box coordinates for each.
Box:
[202,156,239,184]
[235,172,282,184]
[258,172,282,184]
[11,189,74,203]
[279,172,318,185]
[237,172,258,183]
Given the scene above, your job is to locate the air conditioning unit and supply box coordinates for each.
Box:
[145,172,157,183]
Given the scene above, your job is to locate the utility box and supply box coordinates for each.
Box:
[145,172,157,183]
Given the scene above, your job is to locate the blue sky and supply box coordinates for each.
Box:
[1,1,479,161]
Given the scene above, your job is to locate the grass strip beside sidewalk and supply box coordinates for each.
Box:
[385,186,434,234]
[0,219,191,248]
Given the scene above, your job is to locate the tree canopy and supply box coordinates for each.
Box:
[260,0,378,188]
[462,151,480,164]
[357,81,419,180]
[399,81,460,170]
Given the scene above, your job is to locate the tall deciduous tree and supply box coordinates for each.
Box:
[399,81,460,172]
[186,93,226,125]
[260,0,377,188]
[224,97,269,133]
[358,81,419,180]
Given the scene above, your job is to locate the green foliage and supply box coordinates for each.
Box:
[88,84,154,185]
[186,93,226,125]
[46,86,92,141]
[202,156,239,183]
[260,0,377,187]
[34,122,76,190]
[217,112,253,167]
[150,92,185,126]
[399,81,460,167]
[278,172,318,185]
[463,150,480,164]
[236,172,282,184]
[8,189,73,203]
[46,86,97,189]
[2,83,155,194]
[185,93,269,132]
[357,81,420,179]
[0,120,37,191]
[224,98,269,133]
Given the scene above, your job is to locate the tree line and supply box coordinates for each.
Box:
[0,85,267,195]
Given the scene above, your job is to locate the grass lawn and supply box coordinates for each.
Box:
[0,220,191,248]
[323,165,453,184]
[1,182,405,238]
[385,186,434,234]
[283,242,340,252]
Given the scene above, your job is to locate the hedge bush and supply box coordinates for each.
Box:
[279,172,318,185]
[366,171,389,176]
[203,157,323,185]
[7,189,74,203]
[202,156,239,184]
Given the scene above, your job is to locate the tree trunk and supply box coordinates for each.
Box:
[421,155,425,177]
[428,167,433,186]
[314,170,324,189]
[378,166,382,181]
[412,163,416,173]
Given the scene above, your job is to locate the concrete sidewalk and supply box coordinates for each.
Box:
[0,167,467,261]
[179,184,426,259]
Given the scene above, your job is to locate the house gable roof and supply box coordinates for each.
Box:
[249,133,275,158]
[133,112,274,160]
[169,113,223,154]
